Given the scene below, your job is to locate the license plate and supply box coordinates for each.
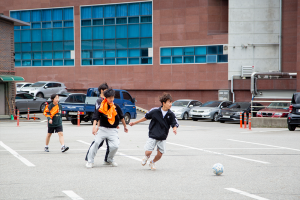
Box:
[69,112,78,115]
[223,116,230,118]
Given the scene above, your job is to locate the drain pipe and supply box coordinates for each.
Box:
[231,74,241,103]
[251,72,297,95]
[279,0,282,71]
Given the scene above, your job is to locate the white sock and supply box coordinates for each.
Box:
[45,145,48,148]
[61,144,65,147]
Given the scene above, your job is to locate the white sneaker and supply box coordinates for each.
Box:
[86,162,94,168]
[141,156,149,166]
[110,161,118,167]
[103,161,110,165]
[149,160,156,170]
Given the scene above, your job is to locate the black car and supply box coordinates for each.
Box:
[287,93,300,131]
[218,102,264,123]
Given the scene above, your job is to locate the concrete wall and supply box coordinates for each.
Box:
[228,0,281,79]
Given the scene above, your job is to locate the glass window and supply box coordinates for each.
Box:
[129,58,139,64]
[128,24,139,38]
[33,52,41,59]
[161,48,171,56]
[21,30,31,42]
[22,52,31,59]
[81,7,91,19]
[141,2,152,15]
[141,49,148,56]
[82,41,92,50]
[184,56,194,63]
[82,59,92,65]
[32,60,41,66]
[63,8,73,20]
[53,60,63,66]
[81,27,92,40]
[129,17,139,23]
[172,57,182,63]
[64,21,73,27]
[42,29,52,41]
[195,46,206,55]
[93,50,104,58]
[195,56,206,63]
[53,22,62,27]
[128,3,139,16]
[116,4,127,17]
[53,29,63,41]
[31,10,41,22]
[116,39,127,48]
[217,55,228,62]
[104,26,115,39]
[104,18,115,25]
[21,11,30,22]
[64,51,71,59]
[105,50,115,57]
[93,26,103,39]
[129,49,140,57]
[116,18,127,24]
[141,58,152,64]
[32,23,41,29]
[94,59,103,65]
[116,25,127,38]
[117,50,127,57]
[43,52,52,59]
[15,53,21,60]
[172,48,183,56]
[104,40,115,49]
[105,59,115,65]
[184,47,194,55]
[128,39,139,48]
[141,16,152,23]
[93,19,103,25]
[22,43,31,52]
[141,38,152,48]
[93,6,103,18]
[64,41,74,50]
[64,28,74,40]
[52,9,62,20]
[141,24,152,37]
[42,42,52,51]
[32,43,41,51]
[207,46,218,54]
[53,51,63,59]
[93,40,104,49]
[22,60,31,66]
[64,60,74,65]
[104,5,115,18]
[14,31,20,42]
[31,30,41,42]
[82,20,91,26]
[123,92,132,101]
[43,60,52,66]
[161,57,171,64]
[206,55,217,63]
[117,58,127,65]
[53,42,63,50]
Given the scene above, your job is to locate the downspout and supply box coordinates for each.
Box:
[231,75,240,103]
[279,0,282,72]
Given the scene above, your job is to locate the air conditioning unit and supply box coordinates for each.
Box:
[241,66,254,78]
[218,90,230,101]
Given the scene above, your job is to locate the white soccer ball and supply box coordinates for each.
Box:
[212,163,224,175]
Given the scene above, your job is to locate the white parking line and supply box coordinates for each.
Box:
[62,190,84,200]
[77,140,142,162]
[167,142,270,164]
[225,188,269,200]
[0,141,35,167]
[228,139,300,152]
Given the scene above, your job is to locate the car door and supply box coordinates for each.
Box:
[15,94,27,112]
[195,101,202,107]
[121,91,135,116]
[44,83,54,97]
[53,83,62,94]
[23,93,38,111]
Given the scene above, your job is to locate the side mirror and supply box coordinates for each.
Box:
[44,86,48,89]
[220,106,224,109]
[189,105,193,108]
[132,98,136,103]
[33,97,37,100]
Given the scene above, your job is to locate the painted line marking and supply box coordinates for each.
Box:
[62,191,84,200]
[225,188,269,200]
[167,142,270,164]
[40,120,47,123]
[228,139,300,152]
[0,141,35,167]
[77,140,142,162]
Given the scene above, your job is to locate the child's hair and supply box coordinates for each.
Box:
[98,82,109,94]
[159,93,172,105]
[50,94,58,101]
[104,88,115,98]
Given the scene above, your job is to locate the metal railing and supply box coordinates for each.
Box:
[250,100,290,118]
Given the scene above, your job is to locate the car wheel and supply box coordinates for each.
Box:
[192,118,198,121]
[40,103,45,112]
[71,119,78,125]
[212,113,218,122]
[36,92,44,98]
[288,124,296,131]
[220,120,225,123]
[124,113,131,124]
[182,112,188,120]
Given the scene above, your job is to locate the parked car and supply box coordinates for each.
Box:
[16,82,32,92]
[189,100,232,121]
[287,93,300,131]
[20,81,67,99]
[171,99,202,120]
[65,88,137,125]
[218,102,264,123]
[15,92,46,113]
[46,93,86,120]
[256,102,290,118]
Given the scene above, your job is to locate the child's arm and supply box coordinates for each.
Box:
[129,117,147,126]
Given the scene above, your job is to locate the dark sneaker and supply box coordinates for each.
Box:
[61,146,69,153]
[44,147,49,152]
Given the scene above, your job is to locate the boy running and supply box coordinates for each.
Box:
[86,89,128,168]
[43,94,69,153]
[85,83,110,162]
[129,93,179,170]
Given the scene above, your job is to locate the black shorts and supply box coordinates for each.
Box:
[48,126,63,133]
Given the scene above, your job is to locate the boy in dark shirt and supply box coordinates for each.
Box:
[86,89,128,168]
[129,93,179,170]
[43,94,69,153]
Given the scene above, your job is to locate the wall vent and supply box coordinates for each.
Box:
[241,66,254,77]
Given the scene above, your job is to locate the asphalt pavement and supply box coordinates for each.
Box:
[0,111,299,200]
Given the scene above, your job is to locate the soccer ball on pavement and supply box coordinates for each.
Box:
[212,163,224,175]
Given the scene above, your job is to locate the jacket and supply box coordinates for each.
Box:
[44,103,62,127]
[145,107,179,140]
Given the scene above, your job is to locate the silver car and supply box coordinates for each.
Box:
[20,81,67,98]
[15,93,46,113]
[189,100,232,122]
[171,99,202,120]
[16,82,32,92]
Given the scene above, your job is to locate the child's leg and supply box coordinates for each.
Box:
[45,133,52,145]
[57,132,65,146]
[145,151,152,157]
[152,150,163,162]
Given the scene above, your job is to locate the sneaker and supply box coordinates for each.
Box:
[149,160,156,170]
[103,161,111,165]
[86,162,94,168]
[141,156,149,166]
[44,147,49,152]
[61,146,69,153]
[110,162,118,167]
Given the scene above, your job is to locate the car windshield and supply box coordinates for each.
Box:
[16,84,23,88]
[267,102,290,109]
[202,101,221,107]
[58,97,68,102]
[31,82,46,87]
[228,102,250,109]
[172,101,190,107]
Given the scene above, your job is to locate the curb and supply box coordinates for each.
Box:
[136,106,148,113]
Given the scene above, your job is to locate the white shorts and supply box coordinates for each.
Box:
[144,138,166,154]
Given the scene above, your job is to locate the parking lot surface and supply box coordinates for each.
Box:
[0,112,299,200]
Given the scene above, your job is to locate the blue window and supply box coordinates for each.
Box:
[15,53,21,60]
[64,51,71,59]
[81,2,152,65]
[11,7,74,67]
[161,45,227,64]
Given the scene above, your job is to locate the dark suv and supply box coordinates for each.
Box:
[287,93,300,131]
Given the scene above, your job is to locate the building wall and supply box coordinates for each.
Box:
[228,0,281,79]
[0,18,16,115]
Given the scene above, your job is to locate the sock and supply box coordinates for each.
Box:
[61,144,65,147]
[45,145,48,148]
